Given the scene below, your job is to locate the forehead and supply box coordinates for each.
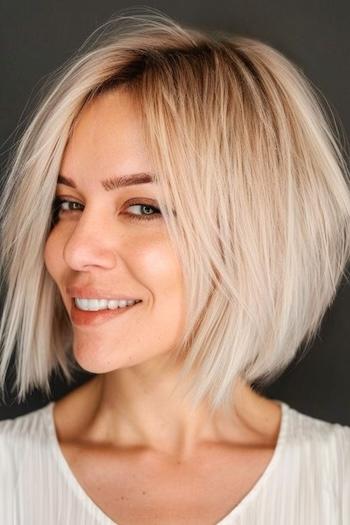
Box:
[60,90,154,185]
[65,90,145,155]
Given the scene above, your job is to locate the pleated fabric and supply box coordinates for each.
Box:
[0,399,349,524]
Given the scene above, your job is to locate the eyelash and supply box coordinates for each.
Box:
[51,197,161,223]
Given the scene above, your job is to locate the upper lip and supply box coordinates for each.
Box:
[67,286,142,301]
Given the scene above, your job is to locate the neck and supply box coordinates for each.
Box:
[71,358,274,459]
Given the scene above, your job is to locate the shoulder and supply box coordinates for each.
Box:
[332,422,350,516]
[0,404,51,479]
[324,419,350,492]
[0,404,49,437]
[286,403,350,455]
[284,404,350,507]
[288,404,350,448]
[312,416,350,515]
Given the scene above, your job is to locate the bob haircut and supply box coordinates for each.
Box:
[1,10,350,413]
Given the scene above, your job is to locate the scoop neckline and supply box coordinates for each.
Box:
[44,398,289,525]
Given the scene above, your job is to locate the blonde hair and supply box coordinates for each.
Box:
[1,9,350,412]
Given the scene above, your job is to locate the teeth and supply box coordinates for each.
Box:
[74,298,139,311]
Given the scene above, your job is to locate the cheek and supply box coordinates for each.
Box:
[136,238,184,298]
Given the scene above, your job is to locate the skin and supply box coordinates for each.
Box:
[44,88,282,524]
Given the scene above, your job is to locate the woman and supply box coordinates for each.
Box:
[0,10,349,525]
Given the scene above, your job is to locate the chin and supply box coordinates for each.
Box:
[71,342,151,374]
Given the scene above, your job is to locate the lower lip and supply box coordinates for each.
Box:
[70,300,142,326]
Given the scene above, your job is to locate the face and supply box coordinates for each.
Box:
[44,89,186,373]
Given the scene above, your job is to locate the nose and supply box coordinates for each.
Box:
[63,208,117,271]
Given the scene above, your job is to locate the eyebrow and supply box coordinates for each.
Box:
[57,172,155,191]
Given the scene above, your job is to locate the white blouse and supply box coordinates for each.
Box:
[0,399,349,524]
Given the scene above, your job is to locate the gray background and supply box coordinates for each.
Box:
[0,0,349,423]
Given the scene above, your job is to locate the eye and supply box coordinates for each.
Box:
[125,201,161,221]
[51,197,83,225]
[53,198,83,213]
[51,197,162,223]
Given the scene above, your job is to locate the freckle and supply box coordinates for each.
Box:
[120,496,125,500]
[142,490,146,495]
